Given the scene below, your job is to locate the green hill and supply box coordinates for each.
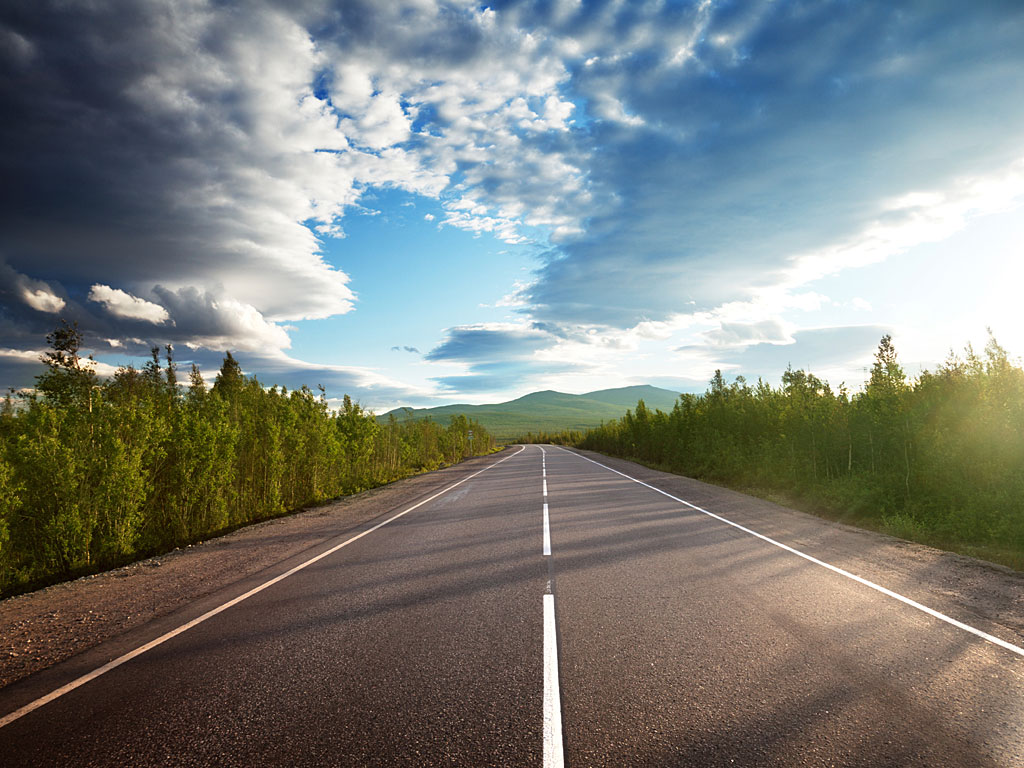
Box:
[379,385,681,441]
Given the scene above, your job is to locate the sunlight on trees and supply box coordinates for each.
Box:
[0,328,496,595]
[574,332,1024,569]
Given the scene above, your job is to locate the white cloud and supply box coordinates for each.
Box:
[781,158,1024,292]
[89,284,171,324]
[4,1,1024,403]
[0,347,119,379]
[702,319,793,348]
[150,286,291,352]
[0,260,67,316]
[21,287,65,314]
[592,95,645,127]
[0,347,45,363]
[1,0,594,355]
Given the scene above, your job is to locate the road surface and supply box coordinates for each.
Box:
[1,445,1022,766]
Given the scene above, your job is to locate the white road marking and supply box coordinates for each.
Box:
[560,448,1024,659]
[543,502,552,556]
[0,446,528,730]
[543,594,565,768]
[543,478,548,497]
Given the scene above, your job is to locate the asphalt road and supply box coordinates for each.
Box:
[1,445,1022,766]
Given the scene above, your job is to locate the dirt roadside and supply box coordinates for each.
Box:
[0,452,505,690]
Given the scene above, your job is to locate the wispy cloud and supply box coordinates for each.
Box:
[678,325,891,384]
[522,1,1024,331]
[425,322,587,394]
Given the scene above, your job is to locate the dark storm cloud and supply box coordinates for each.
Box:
[0,0,585,395]
[0,0,357,347]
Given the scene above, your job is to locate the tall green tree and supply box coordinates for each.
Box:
[35,320,99,409]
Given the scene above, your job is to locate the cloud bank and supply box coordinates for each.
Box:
[2,1,1022,401]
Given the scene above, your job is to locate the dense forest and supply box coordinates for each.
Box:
[0,323,496,596]
[571,333,1024,570]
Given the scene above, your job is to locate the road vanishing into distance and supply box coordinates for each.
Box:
[1,445,1023,766]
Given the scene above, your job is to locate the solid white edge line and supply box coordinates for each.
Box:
[558,447,1024,659]
[0,446,528,730]
[543,593,565,768]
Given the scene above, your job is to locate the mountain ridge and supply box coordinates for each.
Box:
[379,384,681,440]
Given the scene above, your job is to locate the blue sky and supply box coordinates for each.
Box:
[1,0,1023,411]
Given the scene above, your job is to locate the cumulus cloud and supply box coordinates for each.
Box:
[150,286,292,352]
[1,1,360,342]
[1,260,66,315]
[21,287,65,314]
[0,0,594,384]
[89,284,170,324]
[2,1,1022,399]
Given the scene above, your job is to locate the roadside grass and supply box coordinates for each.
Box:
[587,452,1024,573]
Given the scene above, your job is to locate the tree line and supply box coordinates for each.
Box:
[566,333,1024,569]
[0,323,496,596]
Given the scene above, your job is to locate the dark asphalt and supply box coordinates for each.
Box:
[1,445,1022,766]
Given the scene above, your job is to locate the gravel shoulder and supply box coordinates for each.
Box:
[0,452,505,690]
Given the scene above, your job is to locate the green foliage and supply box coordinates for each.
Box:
[0,333,498,596]
[0,445,20,579]
[571,333,1024,570]
[35,320,99,410]
[514,429,584,446]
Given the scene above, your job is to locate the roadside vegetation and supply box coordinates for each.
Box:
[0,323,496,597]
[529,333,1024,571]
[513,430,583,446]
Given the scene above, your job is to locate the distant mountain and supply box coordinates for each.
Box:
[379,385,681,440]
[579,385,681,410]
